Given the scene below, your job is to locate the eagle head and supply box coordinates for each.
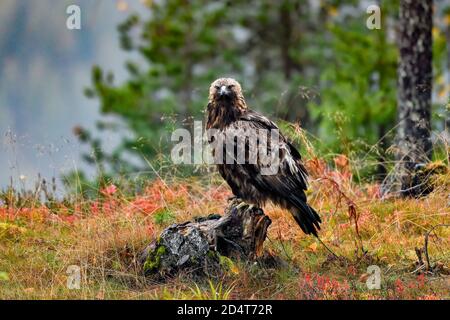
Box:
[207,78,247,129]
[209,78,246,106]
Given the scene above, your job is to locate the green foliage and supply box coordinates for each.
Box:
[189,279,235,300]
[81,1,244,178]
[218,254,239,275]
[71,0,448,185]
[153,209,175,225]
[0,272,9,281]
[75,0,342,182]
[308,5,398,157]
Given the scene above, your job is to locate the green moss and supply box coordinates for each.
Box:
[218,254,239,275]
[0,272,9,281]
[143,245,166,273]
[207,250,218,259]
[153,209,175,226]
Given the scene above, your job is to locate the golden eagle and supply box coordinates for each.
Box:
[206,78,321,236]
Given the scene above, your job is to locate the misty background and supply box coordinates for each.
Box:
[0,0,148,192]
[1,0,449,195]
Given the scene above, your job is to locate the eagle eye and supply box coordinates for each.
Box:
[214,85,220,90]
[228,85,234,89]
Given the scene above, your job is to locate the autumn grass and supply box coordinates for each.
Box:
[0,159,449,300]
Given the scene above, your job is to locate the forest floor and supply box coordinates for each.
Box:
[0,157,449,300]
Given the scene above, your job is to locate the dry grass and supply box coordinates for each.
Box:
[0,156,449,300]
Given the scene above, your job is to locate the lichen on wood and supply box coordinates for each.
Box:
[139,198,272,278]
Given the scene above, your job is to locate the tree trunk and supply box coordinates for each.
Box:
[139,199,272,278]
[394,0,433,196]
[446,12,450,158]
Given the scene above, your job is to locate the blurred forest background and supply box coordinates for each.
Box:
[1,0,450,195]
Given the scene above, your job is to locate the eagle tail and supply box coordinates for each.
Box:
[289,196,321,237]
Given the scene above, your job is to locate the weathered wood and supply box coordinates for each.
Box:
[139,198,272,277]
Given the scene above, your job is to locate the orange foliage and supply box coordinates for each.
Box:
[0,206,50,222]
[298,273,351,300]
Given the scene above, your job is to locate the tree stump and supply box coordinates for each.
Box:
[139,198,272,278]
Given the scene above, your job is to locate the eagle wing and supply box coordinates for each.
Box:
[218,110,321,235]
[238,110,309,192]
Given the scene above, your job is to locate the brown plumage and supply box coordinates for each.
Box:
[206,78,321,236]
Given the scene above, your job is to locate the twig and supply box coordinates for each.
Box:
[423,224,450,271]
[316,176,364,253]
[315,235,340,260]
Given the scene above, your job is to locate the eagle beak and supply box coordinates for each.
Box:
[219,85,230,97]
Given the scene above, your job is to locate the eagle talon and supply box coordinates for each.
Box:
[231,197,243,205]
[236,201,255,212]
[235,201,247,210]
